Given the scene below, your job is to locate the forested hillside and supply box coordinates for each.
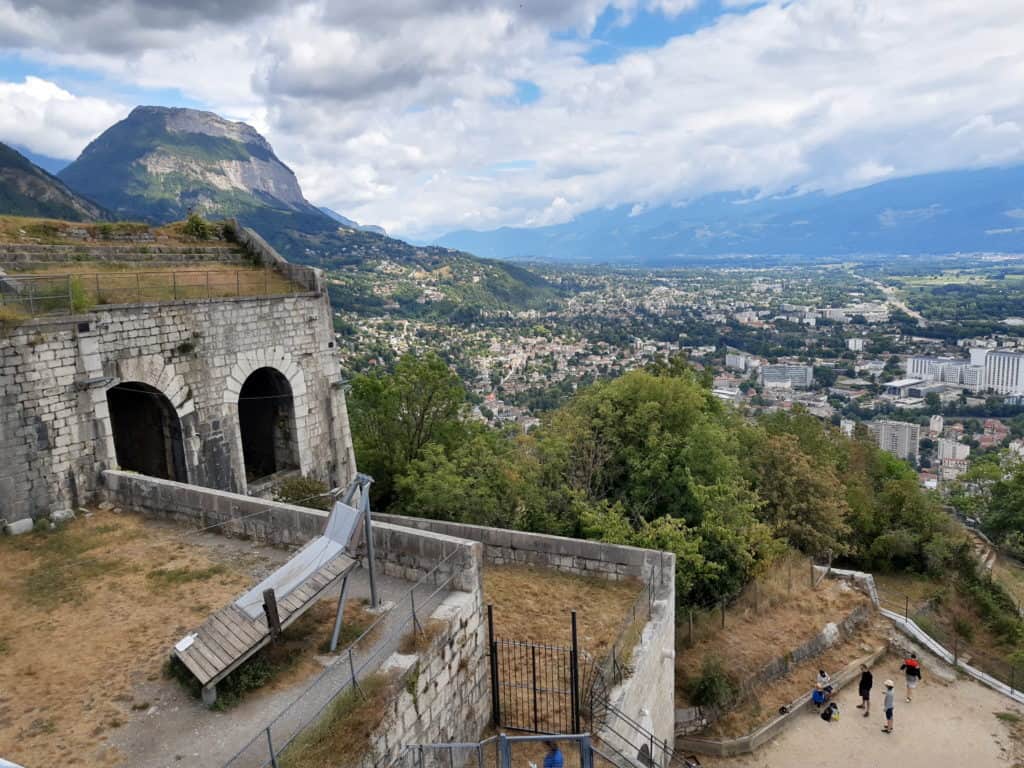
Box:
[348,354,966,605]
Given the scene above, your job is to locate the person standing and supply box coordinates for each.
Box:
[543,741,564,768]
[900,652,922,702]
[882,679,895,733]
[856,663,873,717]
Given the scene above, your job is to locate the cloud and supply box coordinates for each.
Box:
[0,76,128,158]
[2,0,1024,239]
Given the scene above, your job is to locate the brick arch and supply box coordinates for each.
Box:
[224,348,312,479]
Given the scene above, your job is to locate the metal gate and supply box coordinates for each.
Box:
[488,606,582,734]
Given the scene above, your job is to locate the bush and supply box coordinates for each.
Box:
[69,277,93,313]
[274,476,331,511]
[686,656,739,709]
[183,213,214,240]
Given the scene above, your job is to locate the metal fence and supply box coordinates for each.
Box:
[394,733,604,768]
[877,582,1024,694]
[221,550,464,768]
[0,269,299,316]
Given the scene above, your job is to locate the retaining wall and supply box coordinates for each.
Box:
[366,591,491,765]
[373,514,671,584]
[375,513,678,756]
[0,242,245,265]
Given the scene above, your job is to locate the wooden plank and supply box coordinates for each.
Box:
[180,647,217,682]
[208,635,272,689]
[191,640,229,677]
[208,615,254,657]
[197,625,242,667]
[211,609,258,649]
[222,607,265,644]
[177,649,212,681]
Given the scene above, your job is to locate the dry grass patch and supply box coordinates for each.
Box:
[0,510,256,768]
[676,570,869,707]
[279,671,400,768]
[483,565,642,655]
[398,619,448,655]
[0,215,228,245]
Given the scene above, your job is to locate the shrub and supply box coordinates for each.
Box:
[69,277,93,313]
[274,476,331,511]
[952,615,975,643]
[183,213,213,240]
[686,656,739,709]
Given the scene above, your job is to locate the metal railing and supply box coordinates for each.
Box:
[394,733,604,768]
[0,269,299,316]
[221,549,464,768]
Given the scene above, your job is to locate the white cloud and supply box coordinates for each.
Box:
[0,77,128,158]
[2,0,1024,238]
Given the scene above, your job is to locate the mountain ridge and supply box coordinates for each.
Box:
[0,141,109,221]
[437,164,1024,263]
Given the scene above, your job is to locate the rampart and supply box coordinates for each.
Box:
[0,228,353,525]
[374,514,677,760]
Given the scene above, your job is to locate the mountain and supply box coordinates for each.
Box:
[437,164,1024,264]
[0,141,108,221]
[319,206,387,236]
[12,145,69,176]
[57,106,557,314]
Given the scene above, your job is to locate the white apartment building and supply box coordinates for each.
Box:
[938,438,970,462]
[760,364,814,390]
[847,338,866,352]
[985,350,1024,394]
[868,420,921,462]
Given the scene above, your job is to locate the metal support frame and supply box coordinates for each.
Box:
[329,573,352,652]
[359,473,379,608]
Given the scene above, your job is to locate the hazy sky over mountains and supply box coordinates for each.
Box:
[0,0,1021,238]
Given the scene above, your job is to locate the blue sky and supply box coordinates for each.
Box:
[0,0,1022,239]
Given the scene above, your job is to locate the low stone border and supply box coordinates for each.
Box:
[676,647,887,757]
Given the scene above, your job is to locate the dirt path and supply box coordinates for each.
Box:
[702,670,1023,767]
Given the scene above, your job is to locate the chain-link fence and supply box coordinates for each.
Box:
[0,269,300,316]
[221,550,463,768]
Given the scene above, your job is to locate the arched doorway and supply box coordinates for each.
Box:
[106,382,188,482]
[238,367,299,480]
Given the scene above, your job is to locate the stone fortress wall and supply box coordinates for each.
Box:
[0,226,356,526]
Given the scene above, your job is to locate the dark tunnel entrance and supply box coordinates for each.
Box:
[238,367,299,481]
[106,382,187,482]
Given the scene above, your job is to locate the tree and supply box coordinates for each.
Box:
[925,392,942,414]
[349,352,467,506]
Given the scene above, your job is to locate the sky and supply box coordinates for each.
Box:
[0,0,1023,240]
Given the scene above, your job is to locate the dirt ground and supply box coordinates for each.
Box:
[677,578,870,705]
[482,565,642,655]
[0,508,289,768]
[702,671,1024,768]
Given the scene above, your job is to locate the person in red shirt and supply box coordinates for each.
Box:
[900,652,922,702]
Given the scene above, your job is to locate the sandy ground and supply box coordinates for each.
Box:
[702,670,1024,768]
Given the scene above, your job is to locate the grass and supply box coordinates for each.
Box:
[146,564,227,588]
[0,214,228,245]
[278,672,399,768]
[0,636,9,655]
[397,619,447,655]
[997,711,1023,724]
[482,565,643,655]
[0,519,130,607]
[0,304,28,334]
[3,261,297,313]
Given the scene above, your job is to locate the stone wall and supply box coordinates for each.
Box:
[375,514,678,758]
[374,514,671,584]
[1,253,355,523]
[367,587,491,765]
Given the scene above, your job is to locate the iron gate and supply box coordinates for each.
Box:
[488,606,583,734]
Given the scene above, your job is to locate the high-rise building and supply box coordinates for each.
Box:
[929,415,944,436]
[868,420,921,462]
[760,364,814,389]
[985,350,1024,394]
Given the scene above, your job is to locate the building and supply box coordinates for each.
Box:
[929,415,944,436]
[725,351,751,372]
[1,225,357,525]
[938,438,970,462]
[847,337,867,352]
[760,364,814,390]
[882,378,925,398]
[840,418,856,437]
[868,420,921,462]
[985,350,1024,394]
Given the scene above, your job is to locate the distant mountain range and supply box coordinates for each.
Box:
[0,141,109,221]
[0,106,556,316]
[438,165,1024,264]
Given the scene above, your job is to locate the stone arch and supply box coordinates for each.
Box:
[107,355,197,481]
[106,381,188,482]
[225,349,311,485]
